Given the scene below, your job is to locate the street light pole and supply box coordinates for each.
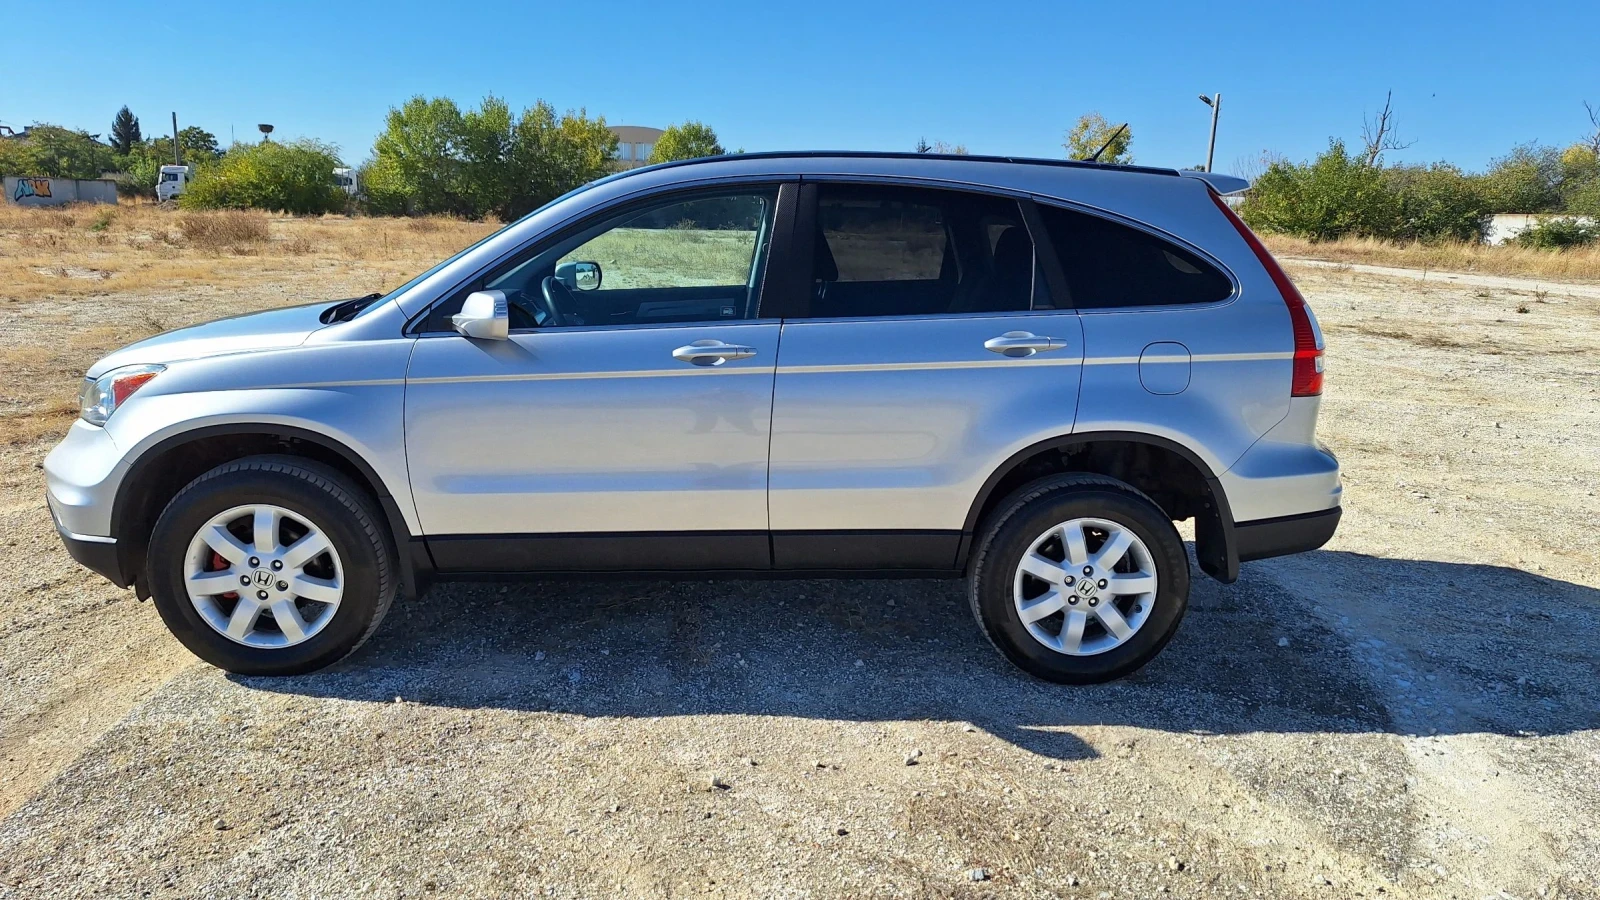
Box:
[1198,93,1221,173]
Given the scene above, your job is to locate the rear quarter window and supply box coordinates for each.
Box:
[1038,203,1233,309]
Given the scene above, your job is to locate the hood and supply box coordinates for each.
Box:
[87,301,336,377]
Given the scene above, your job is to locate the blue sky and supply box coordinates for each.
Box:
[6,0,1598,175]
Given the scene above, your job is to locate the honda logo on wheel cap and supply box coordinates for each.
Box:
[253,569,274,587]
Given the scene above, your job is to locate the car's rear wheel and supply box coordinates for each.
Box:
[146,456,396,675]
[969,474,1189,683]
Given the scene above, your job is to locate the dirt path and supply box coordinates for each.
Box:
[1282,255,1600,299]
[0,262,1596,899]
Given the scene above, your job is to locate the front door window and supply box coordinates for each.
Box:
[476,190,778,329]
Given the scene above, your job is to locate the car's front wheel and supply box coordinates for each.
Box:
[146,456,396,675]
[969,474,1190,683]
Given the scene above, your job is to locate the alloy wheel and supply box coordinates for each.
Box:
[1012,517,1158,656]
[183,504,344,649]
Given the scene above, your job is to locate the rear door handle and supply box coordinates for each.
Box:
[984,331,1066,358]
[672,340,757,366]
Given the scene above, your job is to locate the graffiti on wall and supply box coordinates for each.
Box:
[12,178,52,202]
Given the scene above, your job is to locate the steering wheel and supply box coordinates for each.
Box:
[538,275,577,327]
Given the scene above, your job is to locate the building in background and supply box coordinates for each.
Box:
[1485,213,1597,245]
[610,126,664,169]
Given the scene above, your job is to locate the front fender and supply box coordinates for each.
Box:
[104,339,419,534]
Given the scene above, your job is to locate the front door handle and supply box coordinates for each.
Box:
[672,340,758,366]
[984,331,1066,358]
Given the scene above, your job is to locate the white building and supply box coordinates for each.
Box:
[610,125,664,169]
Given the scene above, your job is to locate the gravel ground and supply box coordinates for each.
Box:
[1,263,1597,899]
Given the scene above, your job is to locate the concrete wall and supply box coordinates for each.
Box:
[4,177,119,207]
[1487,213,1597,245]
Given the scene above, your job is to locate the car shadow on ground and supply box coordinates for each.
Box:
[237,548,1600,761]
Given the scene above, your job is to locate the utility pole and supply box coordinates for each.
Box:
[1198,93,1221,172]
[171,111,181,166]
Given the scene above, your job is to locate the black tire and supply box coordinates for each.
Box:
[146,455,397,676]
[968,473,1190,684]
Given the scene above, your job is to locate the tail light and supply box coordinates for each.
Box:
[1209,192,1324,396]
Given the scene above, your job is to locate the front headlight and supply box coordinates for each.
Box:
[79,364,165,426]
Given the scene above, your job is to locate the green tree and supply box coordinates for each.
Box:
[647,121,726,164]
[110,106,142,155]
[1480,144,1562,213]
[1064,113,1132,164]
[365,96,470,216]
[1239,140,1396,241]
[0,125,115,178]
[1557,144,1600,215]
[0,138,31,178]
[1383,163,1490,242]
[180,139,346,214]
[503,101,618,219]
[366,95,617,219]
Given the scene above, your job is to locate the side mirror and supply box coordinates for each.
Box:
[451,290,508,340]
[556,260,602,292]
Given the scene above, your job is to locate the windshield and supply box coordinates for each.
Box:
[357,172,636,316]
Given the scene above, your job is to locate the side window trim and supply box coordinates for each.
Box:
[756,182,809,319]
[1028,196,1240,312]
[406,179,799,335]
[1018,198,1073,311]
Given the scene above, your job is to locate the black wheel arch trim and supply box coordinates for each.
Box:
[108,423,429,600]
[959,431,1241,584]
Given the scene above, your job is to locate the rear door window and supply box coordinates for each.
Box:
[804,185,1039,318]
[1037,204,1233,309]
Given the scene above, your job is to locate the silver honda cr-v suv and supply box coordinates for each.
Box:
[45,152,1341,683]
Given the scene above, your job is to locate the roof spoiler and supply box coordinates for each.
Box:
[1178,170,1249,195]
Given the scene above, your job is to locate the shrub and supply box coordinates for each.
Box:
[1481,145,1563,213]
[1240,140,1396,241]
[1564,167,1600,218]
[178,211,271,249]
[180,140,346,215]
[1383,164,1490,242]
[1515,217,1599,249]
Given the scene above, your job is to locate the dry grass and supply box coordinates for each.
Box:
[0,204,496,446]
[1261,233,1600,282]
[0,202,497,303]
[178,210,270,249]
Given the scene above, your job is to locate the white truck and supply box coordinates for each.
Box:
[333,167,358,197]
[156,165,192,202]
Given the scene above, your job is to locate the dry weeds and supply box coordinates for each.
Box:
[1261,233,1600,282]
[177,210,270,249]
[0,202,496,303]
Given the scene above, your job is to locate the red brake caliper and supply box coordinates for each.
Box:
[212,551,239,600]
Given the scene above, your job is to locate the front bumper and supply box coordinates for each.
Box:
[43,419,128,538]
[54,524,130,587]
[45,419,133,587]
[1234,507,1342,562]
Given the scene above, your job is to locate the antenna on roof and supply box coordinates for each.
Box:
[1087,123,1129,163]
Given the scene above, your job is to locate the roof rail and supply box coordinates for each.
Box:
[629,150,1182,179]
[1178,170,1250,195]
